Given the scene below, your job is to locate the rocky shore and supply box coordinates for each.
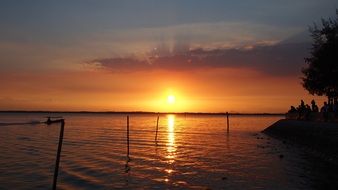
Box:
[262,119,338,165]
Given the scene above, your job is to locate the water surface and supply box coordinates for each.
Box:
[0,113,336,189]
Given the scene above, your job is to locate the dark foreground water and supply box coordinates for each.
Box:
[0,113,337,189]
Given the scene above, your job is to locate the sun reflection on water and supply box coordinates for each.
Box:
[166,114,176,164]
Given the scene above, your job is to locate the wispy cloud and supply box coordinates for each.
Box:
[90,21,302,53]
[89,41,310,76]
[0,20,303,72]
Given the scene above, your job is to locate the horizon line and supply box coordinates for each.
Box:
[0,110,285,115]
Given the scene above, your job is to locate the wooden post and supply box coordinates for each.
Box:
[124,115,131,173]
[155,114,159,143]
[52,119,65,190]
[226,112,230,133]
[127,116,130,158]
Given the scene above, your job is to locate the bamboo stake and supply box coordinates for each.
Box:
[52,119,65,190]
[127,116,130,158]
[226,112,230,133]
[155,114,159,143]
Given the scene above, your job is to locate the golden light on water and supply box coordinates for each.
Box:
[166,114,176,164]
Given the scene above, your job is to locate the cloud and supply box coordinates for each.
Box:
[0,20,303,73]
[88,41,310,76]
[78,21,303,57]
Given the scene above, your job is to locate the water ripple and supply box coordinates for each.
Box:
[2,114,337,189]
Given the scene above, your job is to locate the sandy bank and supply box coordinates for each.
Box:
[262,119,338,164]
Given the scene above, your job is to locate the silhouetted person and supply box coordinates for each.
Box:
[333,101,338,113]
[300,100,305,108]
[332,99,338,118]
[321,102,329,122]
[311,100,319,112]
[297,100,306,120]
[305,104,311,120]
[46,117,52,125]
[329,97,334,111]
[288,106,297,113]
[321,102,329,112]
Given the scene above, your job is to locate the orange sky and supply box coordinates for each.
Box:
[1,1,334,113]
[0,67,325,113]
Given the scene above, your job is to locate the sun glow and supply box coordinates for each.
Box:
[154,88,192,112]
[167,95,176,104]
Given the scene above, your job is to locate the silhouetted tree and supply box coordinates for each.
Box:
[302,10,338,106]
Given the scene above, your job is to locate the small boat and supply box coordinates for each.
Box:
[45,117,64,125]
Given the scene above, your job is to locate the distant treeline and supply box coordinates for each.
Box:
[0,110,285,116]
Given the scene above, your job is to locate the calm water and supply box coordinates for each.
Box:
[0,113,335,189]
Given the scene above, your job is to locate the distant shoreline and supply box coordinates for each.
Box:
[0,110,285,116]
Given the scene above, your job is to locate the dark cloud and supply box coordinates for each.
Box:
[89,42,310,76]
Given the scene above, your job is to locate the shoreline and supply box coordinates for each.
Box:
[262,119,338,165]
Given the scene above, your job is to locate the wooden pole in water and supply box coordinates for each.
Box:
[52,119,65,190]
[127,116,130,158]
[155,114,159,143]
[226,112,230,133]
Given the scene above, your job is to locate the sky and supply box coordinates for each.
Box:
[0,0,336,113]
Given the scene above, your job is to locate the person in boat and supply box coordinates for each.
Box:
[46,117,52,125]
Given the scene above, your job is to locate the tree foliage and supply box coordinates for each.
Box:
[302,10,338,101]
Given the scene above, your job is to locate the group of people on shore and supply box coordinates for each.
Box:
[288,99,338,121]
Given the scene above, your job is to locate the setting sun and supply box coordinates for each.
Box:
[154,89,191,112]
[167,95,176,104]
